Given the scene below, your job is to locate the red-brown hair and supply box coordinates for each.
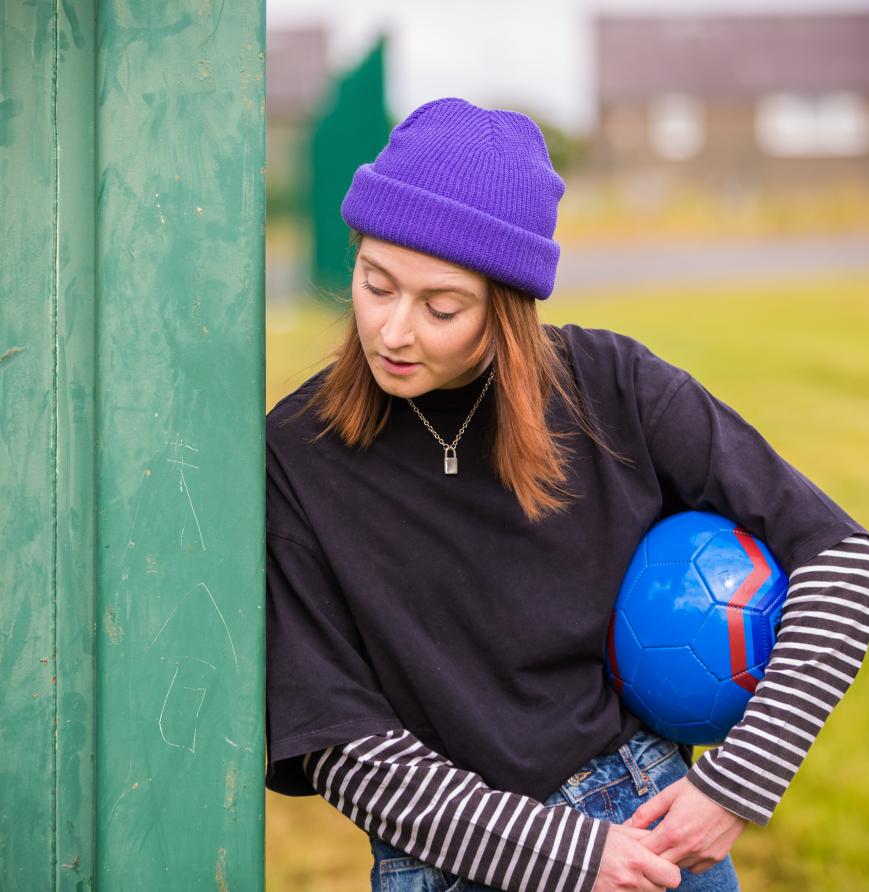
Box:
[285,230,633,523]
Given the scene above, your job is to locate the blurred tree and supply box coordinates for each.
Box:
[536,118,591,174]
[493,100,591,174]
[305,34,391,299]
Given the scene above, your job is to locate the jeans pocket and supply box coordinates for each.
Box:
[573,775,635,822]
[371,836,466,892]
[558,732,684,824]
[645,745,690,797]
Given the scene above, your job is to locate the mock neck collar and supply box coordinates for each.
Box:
[400,361,495,412]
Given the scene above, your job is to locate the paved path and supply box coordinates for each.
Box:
[553,232,869,293]
[267,233,869,306]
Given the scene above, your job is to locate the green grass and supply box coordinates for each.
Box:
[554,177,869,243]
[265,272,869,892]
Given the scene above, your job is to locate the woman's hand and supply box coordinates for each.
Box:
[594,823,682,891]
[624,777,748,873]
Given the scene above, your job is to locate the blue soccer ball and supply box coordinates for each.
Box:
[605,510,788,745]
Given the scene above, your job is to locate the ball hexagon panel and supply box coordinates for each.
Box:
[691,603,771,681]
[709,679,755,733]
[690,604,733,680]
[644,511,721,564]
[694,528,788,614]
[622,562,715,647]
[631,646,719,726]
[619,542,649,601]
[742,538,789,615]
[666,718,730,746]
[694,531,758,605]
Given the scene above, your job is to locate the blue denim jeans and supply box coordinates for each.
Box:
[369,727,740,891]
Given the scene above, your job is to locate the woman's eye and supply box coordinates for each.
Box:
[361,281,455,321]
[427,305,456,322]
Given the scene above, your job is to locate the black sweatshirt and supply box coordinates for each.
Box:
[265,321,867,811]
[298,534,869,891]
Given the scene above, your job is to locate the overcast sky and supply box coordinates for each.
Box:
[268,0,869,133]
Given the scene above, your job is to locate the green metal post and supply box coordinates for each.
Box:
[1,2,266,889]
[1,1,83,887]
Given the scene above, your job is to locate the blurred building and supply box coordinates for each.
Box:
[591,12,869,185]
[266,25,331,212]
[265,24,391,303]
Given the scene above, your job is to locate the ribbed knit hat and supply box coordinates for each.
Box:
[340,97,566,300]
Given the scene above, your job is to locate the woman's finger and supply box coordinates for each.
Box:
[641,844,683,889]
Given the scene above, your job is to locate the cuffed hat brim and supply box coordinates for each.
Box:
[341,164,560,300]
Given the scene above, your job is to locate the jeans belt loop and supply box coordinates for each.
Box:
[618,742,650,796]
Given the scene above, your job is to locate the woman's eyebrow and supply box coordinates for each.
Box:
[359,254,478,300]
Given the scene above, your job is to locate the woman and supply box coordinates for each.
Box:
[265,98,869,891]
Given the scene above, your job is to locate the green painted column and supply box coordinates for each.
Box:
[1,1,78,886]
[1,2,266,889]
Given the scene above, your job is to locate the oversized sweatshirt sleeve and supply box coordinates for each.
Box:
[265,435,404,796]
[302,728,607,892]
[635,349,869,823]
[644,369,867,574]
[686,532,869,823]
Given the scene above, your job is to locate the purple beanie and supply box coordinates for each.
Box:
[340,97,566,300]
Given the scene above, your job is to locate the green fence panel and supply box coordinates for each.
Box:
[1,2,266,889]
[308,34,391,297]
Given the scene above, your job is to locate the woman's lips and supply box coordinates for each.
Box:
[380,355,421,376]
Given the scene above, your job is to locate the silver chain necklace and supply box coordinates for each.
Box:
[406,367,495,475]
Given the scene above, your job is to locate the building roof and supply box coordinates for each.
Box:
[595,12,869,102]
[266,25,330,122]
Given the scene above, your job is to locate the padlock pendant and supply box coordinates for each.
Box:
[444,446,458,475]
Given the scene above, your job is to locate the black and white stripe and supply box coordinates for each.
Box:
[302,533,868,888]
[302,729,605,892]
[687,533,869,824]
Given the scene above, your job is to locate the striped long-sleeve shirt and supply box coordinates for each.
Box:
[301,533,869,891]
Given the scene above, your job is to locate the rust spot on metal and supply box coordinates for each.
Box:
[61,853,81,871]
[224,765,237,810]
[215,847,229,891]
[103,606,125,644]
[0,346,26,364]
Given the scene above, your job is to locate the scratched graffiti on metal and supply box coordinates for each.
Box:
[165,433,205,551]
[146,580,240,753]
[157,657,212,754]
[146,580,239,669]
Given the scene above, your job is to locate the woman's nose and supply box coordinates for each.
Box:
[380,304,415,350]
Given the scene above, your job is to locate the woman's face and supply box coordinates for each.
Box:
[352,235,494,398]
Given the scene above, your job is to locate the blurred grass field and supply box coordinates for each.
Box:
[265,272,869,892]
[554,176,869,244]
